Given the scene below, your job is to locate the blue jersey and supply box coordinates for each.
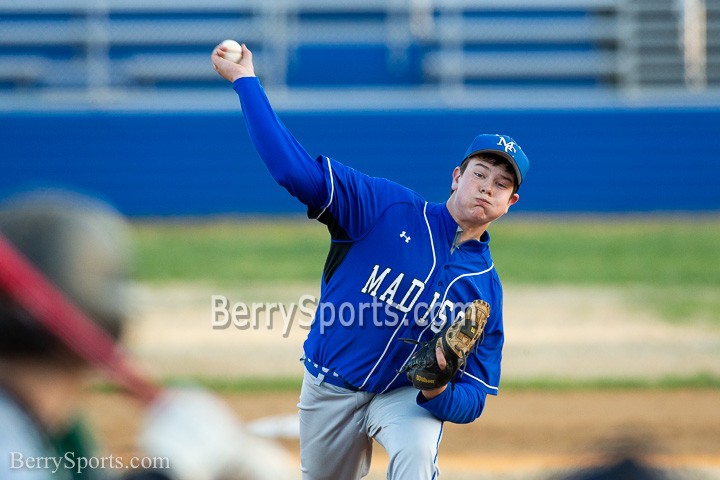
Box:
[234,77,504,424]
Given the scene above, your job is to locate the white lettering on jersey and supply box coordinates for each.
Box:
[431,299,457,333]
[360,266,469,332]
[361,264,392,296]
[361,265,425,313]
[417,291,440,325]
[396,278,425,313]
[379,273,405,305]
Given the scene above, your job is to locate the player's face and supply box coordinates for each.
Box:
[448,157,519,231]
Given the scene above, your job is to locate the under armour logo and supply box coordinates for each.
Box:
[496,136,516,153]
[399,231,411,243]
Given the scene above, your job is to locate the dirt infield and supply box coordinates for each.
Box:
[86,389,720,479]
[126,283,720,381]
[88,282,720,479]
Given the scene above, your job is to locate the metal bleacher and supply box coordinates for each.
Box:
[420,0,620,88]
[0,0,718,108]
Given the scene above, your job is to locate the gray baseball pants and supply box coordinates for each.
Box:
[298,370,443,479]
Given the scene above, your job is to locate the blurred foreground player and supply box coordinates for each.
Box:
[0,191,296,480]
[212,43,529,479]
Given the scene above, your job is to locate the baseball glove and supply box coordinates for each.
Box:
[400,299,490,390]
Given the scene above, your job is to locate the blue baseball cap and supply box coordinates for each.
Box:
[462,134,529,188]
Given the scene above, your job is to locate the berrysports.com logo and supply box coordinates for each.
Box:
[8,452,170,475]
[211,295,475,336]
[211,294,317,337]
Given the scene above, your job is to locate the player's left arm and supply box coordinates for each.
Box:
[416,328,502,423]
[416,282,505,424]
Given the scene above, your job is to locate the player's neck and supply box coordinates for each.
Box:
[450,225,489,253]
[456,226,487,244]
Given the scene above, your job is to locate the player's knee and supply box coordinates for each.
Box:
[386,438,438,480]
[388,434,437,465]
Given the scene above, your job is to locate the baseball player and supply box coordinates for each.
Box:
[0,191,296,480]
[212,43,529,480]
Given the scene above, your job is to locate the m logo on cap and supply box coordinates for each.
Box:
[496,136,516,153]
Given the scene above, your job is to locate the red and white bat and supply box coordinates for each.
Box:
[0,233,159,405]
[0,234,299,480]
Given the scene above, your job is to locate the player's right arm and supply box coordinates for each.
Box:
[211,43,418,240]
[211,43,327,208]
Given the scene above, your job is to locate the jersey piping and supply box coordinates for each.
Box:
[311,156,335,220]
[380,263,498,393]
[360,202,437,391]
[462,371,499,392]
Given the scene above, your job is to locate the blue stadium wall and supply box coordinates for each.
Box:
[2,107,719,216]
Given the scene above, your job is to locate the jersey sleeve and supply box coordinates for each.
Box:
[460,294,504,397]
[416,383,487,424]
[309,158,418,240]
[233,77,328,210]
[233,77,418,238]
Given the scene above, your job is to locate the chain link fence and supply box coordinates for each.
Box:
[0,0,718,96]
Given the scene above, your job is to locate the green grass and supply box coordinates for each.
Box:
[132,218,328,284]
[163,375,304,393]
[94,373,720,394]
[132,216,720,286]
[501,372,720,391]
[196,373,720,392]
[489,216,720,286]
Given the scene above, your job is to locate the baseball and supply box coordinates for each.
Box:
[220,39,242,63]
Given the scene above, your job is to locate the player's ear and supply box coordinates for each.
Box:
[504,193,519,213]
[450,167,462,193]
